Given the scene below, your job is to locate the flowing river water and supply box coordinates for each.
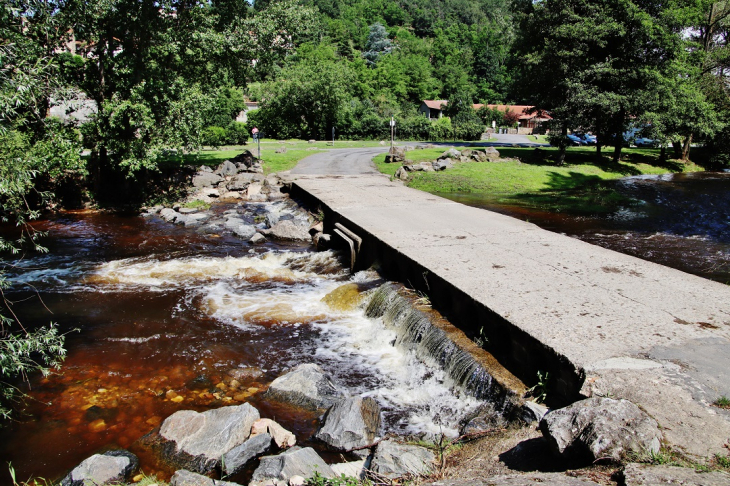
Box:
[1,171,728,483]
[0,201,484,484]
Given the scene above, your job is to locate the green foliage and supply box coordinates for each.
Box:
[305,472,368,486]
[202,126,228,148]
[714,396,730,409]
[527,370,549,404]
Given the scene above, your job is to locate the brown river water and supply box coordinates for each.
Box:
[0,202,482,485]
[1,171,728,484]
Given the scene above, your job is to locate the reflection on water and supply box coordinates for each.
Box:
[440,172,730,283]
[0,205,483,483]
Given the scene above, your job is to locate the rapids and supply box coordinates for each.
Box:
[0,204,485,484]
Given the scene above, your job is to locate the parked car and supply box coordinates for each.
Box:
[566,134,582,146]
[578,133,597,145]
[634,137,658,148]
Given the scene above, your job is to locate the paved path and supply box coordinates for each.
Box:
[284,149,730,458]
[290,147,388,175]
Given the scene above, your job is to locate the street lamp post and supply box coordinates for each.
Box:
[390,117,395,151]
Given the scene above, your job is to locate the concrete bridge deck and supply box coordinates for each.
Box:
[284,148,730,458]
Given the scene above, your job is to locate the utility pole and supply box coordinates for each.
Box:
[332,126,335,146]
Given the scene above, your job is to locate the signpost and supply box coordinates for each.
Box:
[332,127,335,146]
[390,117,395,151]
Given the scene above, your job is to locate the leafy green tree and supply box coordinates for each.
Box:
[514,0,683,164]
[1,1,79,420]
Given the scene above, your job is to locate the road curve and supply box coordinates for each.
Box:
[290,147,389,175]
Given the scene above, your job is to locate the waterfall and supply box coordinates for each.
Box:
[365,283,519,412]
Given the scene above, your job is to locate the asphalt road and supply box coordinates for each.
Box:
[290,147,389,175]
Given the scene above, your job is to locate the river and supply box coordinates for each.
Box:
[0,202,482,484]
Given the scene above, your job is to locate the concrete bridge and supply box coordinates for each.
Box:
[284,147,730,458]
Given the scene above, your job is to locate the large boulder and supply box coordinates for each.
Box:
[482,147,501,161]
[265,363,343,411]
[60,450,138,486]
[432,159,453,171]
[394,166,409,181]
[384,146,406,164]
[192,171,225,189]
[539,397,661,462]
[370,440,435,479]
[154,403,260,473]
[264,220,311,241]
[230,150,257,169]
[215,160,238,177]
[621,463,730,486]
[227,173,254,191]
[315,396,381,451]
[221,433,273,477]
[170,469,242,486]
[423,473,604,485]
[250,447,336,486]
[160,208,179,223]
[440,148,461,159]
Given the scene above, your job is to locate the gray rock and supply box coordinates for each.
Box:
[215,160,238,177]
[370,440,435,479]
[160,208,179,223]
[174,214,192,226]
[433,159,453,171]
[423,472,604,485]
[199,165,213,173]
[440,148,461,159]
[222,433,273,476]
[384,146,406,164]
[483,147,501,161]
[156,403,260,473]
[170,469,242,486]
[232,224,257,239]
[539,397,661,462]
[230,150,257,168]
[266,220,310,241]
[227,173,254,191]
[315,396,381,451]
[275,147,287,153]
[330,460,366,480]
[179,207,199,215]
[250,447,335,485]
[521,401,549,424]
[394,166,409,181]
[192,172,224,189]
[250,233,267,244]
[622,463,730,486]
[459,403,504,436]
[61,450,138,486]
[265,363,343,411]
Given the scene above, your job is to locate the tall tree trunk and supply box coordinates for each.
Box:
[672,140,682,159]
[660,144,666,162]
[556,124,568,165]
[613,140,622,163]
[682,134,693,160]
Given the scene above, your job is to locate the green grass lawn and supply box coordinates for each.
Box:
[374,145,703,214]
[174,139,385,174]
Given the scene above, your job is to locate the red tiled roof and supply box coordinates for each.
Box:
[422,100,448,109]
[485,104,551,120]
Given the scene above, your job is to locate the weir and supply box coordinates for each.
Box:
[364,283,526,414]
[287,172,730,457]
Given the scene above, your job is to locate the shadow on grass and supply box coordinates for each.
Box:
[496,147,687,175]
[508,171,634,215]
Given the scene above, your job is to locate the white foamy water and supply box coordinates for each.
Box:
[11,245,485,438]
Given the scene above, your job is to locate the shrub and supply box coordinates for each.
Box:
[201,126,227,147]
[225,122,249,145]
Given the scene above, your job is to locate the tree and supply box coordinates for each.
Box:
[0,1,78,420]
[362,22,393,66]
[514,0,683,164]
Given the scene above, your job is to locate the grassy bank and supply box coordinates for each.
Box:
[374,146,703,214]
